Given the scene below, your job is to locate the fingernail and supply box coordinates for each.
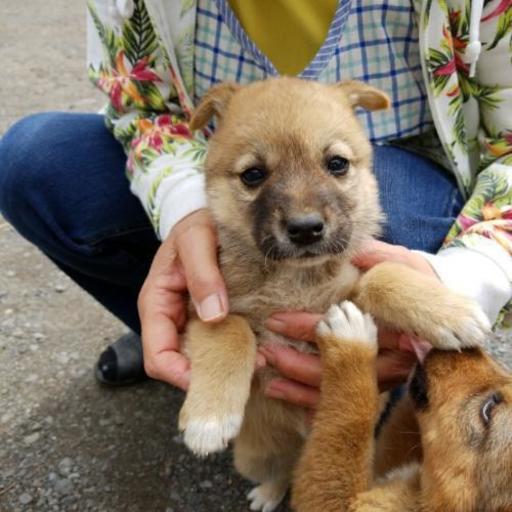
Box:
[265,317,286,332]
[259,345,276,365]
[198,293,224,321]
[255,352,266,369]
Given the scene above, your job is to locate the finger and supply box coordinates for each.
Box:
[255,352,267,370]
[352,240,408,270]
[146,348,191,390]
[352,240,437,278]
[177,222,228,323]
[265,377,320,409]
[259,344,322,388]
[265,312,323,342]
[376,350,417,391]
[140,304,190,389]
[146,236,186,287]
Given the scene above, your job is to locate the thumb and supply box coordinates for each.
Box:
[177,220,229,322]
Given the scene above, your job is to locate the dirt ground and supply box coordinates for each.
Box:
[1,2,511,512]
[0,2,264,511]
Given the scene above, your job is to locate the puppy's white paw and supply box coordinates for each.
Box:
[247,481,287,512]
[420,300,490,350]
[317,301,377,349]
[181,414,242,456]
[448,301,490,349]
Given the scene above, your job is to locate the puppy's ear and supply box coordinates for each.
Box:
[189,82,240,131]
[335,81,391,111]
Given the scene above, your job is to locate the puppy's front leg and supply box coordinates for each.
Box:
[292,302,379,512]
[179,314,256,456]
[354,261,490,350]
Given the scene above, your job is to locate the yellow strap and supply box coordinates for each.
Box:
[228,0,338,75]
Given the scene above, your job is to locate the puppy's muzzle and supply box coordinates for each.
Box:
[286,214,325,246]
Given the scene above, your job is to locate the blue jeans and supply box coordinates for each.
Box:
[0,113,463,334]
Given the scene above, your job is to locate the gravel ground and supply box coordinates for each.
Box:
[1,2,511,512]
[0,2,278,511]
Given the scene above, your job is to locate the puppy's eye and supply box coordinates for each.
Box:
[326,156,349,177]
[480,393,503,426]
[240,167,267,187]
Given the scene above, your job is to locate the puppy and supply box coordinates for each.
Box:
[178,77,490,511]
[293,301,512,512]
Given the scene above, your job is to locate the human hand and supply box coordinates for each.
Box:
[351,239,437,278]
[260,240,436,409]
[137,209,228,389]
[260,314,418,410]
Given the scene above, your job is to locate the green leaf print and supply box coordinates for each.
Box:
[427,48,453,95]
[485,5,512,51]
[182,142,207,163]
[122,0,158,66]
[87,2,118,67]
[132,81,166,111]
[474,83,502,110]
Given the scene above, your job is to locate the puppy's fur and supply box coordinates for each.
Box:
[179,77,490,511]
[293,302,512,512]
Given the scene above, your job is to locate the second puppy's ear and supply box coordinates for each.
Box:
[189,82,240,131]
[335,80,391,111]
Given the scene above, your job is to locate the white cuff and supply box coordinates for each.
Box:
[158,174,208,240]
[415,247,512,325]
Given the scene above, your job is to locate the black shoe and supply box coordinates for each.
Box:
[95,332,148,386]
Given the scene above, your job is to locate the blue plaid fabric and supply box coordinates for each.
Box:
[194,0,433,143]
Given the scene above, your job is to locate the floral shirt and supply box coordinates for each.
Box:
[87,0,512,324]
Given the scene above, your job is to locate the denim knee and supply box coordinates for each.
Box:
[0,113,62,227]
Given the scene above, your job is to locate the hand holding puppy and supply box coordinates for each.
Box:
[137,209,229,389]
[262,240,436,410]
[137,221,433,396]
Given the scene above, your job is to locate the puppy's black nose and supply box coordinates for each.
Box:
[287,214,325,245]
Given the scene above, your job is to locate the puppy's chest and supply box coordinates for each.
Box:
[227,263,360,352]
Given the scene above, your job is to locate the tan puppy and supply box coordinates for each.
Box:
[179,77,490,511]
[293,301,512,512]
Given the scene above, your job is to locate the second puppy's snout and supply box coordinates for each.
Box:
[286,214,325,246]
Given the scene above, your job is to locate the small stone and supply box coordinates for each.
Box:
[6,270,16,277]
[54,284,66,293]
[2,467,15,478]
[1,412,14,424]
[54,478,73,495]
[58,458,73,477]
[34,332,45,341]
[112,415,124,426]
[56,352,70,364]
[19,493,33,505]
[23,432,40,445]
[25,374,38,383]
[4,309,13,315]
[199,480,213,489]
[69,351,80,361]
